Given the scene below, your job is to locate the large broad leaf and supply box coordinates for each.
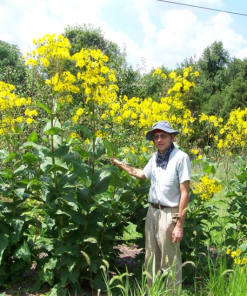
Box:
[91,170,111,195]
[13,165,28,176]
[55,208,87,225]
[53,145,70,157]
[13,188,26,200]
[71,125,93,138]
[71,160,88,179]
[0,234,8,264]
[23,152,40,165]
[22,142,51,156]
[54,245,81,257]
[45,127,62,136]
[4,152,16,163]
[119,190,135,202]
[127,150,138,165]
[202,162,216,175]
[95,140,105,159]
[236,172,247,183]
[36,101,52,114]
[58,173,78,188]
[27,178,42,190]
[28,131,38,143]
[104,139,118,157]
[73,145,90,158]
[14,241,31,263]
[47,164,68,174]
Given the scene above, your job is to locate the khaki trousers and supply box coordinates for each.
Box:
[144,205,182,294]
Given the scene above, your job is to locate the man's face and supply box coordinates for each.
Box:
[153,131,174,153]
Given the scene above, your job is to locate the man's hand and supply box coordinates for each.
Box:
[110,157,121,166]
[172,225,183,243]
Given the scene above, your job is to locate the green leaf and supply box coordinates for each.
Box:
[45,127,62,135]
[14,165,28,176]
[236,172,247,183]
[22,142,51,156]
[54,245,81,257]
[0,235,8,264]
[28,131,38,143]
[27,178,42,190]
[54,145,70,157]
[104,139,118,157]
[69,270,79,284]
[61,268,70,286]
[44,258,57,271]
[11,219,24,240]
[13,188,25,200]
[47,164,67,174]
[95,140,105,159]
[23,152,39,165]
[239,241,247,252]
[91,170,111,195]
[71,160,88,179]
[127,150,138,165]
[120,190,135,202]
[202,163,216,175]
[73,145,90,158]
[36,101,52,114]
[14,241,31,263]
[71,125,92,138]
[4,152,16,163]
[55,208,87,225]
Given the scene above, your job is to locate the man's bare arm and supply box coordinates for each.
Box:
[110,157,146,180]
[172,180,190,243]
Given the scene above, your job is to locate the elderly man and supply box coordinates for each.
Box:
[111,121,190,294]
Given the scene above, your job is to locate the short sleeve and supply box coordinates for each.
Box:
[143,155,154,180]
[178,154,191,184]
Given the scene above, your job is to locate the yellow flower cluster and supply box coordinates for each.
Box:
[0,81,31,111]
[95,130,107,138]
[192,175,222,201]
[168,67,195,93]
[46,72,80,94]
[215,108,247,151]
[190,149,199,155]
[152,68,167,79]
[199,113,223,127]
[72,48,118,106]
[227,248,247,265]
[0,82,36,135]
[72,108,84,124]
[70,132,81,139]
[24,34,71,66]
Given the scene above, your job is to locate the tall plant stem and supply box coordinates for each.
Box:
[92,101,95,174]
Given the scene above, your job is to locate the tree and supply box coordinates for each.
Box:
[63,24,141,99]
[0,40,27,94]
[220,76,247,119]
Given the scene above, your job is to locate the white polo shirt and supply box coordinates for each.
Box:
[143,148,190,207]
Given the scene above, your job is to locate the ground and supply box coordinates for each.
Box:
[0,244,143,296]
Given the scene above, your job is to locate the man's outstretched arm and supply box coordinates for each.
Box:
[110,157,146,180]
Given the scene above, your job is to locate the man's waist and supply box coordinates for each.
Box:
[150,202,178,209]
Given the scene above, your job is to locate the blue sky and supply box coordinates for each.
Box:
[0,0,247,71]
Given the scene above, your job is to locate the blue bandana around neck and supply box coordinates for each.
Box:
[156,142,175,170]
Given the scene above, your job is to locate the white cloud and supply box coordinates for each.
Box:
[0,0,247,71]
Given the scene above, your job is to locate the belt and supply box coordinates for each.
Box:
[150,203,171,209]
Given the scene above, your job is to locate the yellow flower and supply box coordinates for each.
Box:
[141,147,147,153]
[26,118,34,124]
[85,138,90,145]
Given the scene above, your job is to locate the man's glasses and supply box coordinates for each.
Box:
[153,133,169,140]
